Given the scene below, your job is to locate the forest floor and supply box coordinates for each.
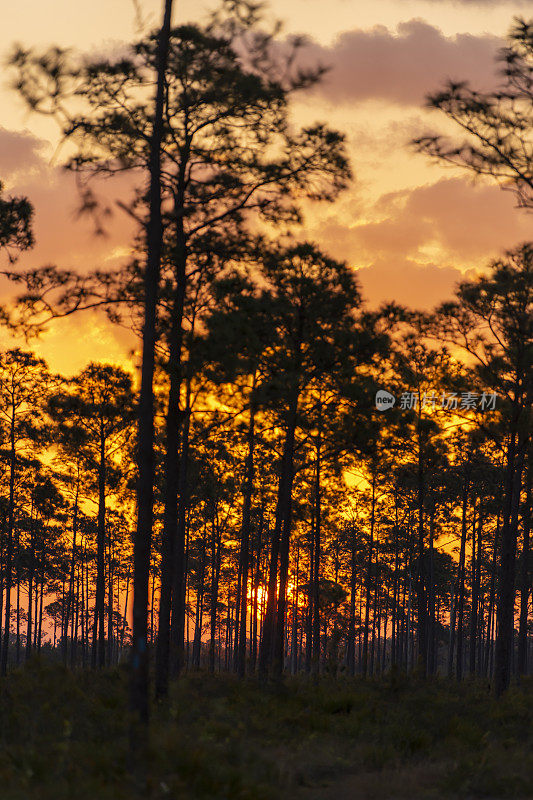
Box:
[0,660,531,799]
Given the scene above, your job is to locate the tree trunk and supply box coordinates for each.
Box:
[129,0,174,740]
[456,492,472,682]
[259,392,298,678]
[37,572,44,651]
[427,503,436,675]
[416,434,427,676]
[362,471,376,677]
[311,410,322,679]
[63,467,80,664]
[108,538,114,665]
[517,453,531,676]
[495,421,527,696]
[250,504,263,673]
[1,409,16,675]
[347,522,357,676]
[192,534,206,669]
[93,426,106,669]
[208,505,222,673]
[469,506,483,676]
[170,378,191,677]
[236,393,256,677]
[448,467,468,679]
[26,495,35,661]
[272,397,299,678]
[155,185,188,698]
[290,541,300,674]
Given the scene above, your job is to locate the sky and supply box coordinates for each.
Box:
[0,0,531,375]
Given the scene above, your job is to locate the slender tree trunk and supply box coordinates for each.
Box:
[260,392,298,678]
[72,566,80,667]
[311,412,322,678]
[305,513,314,675]
[129,0,174,739]
[149,568,156,644]
[370,563,379,677]
[290,541,300,674]
[192,534,206,669]
[170,380,191,677]
[456,494,472,682]
[391,499,401,668]
[37,572,44,651]
[15,536,20,666]
[108,539,115,665]
[448,467,468,680]
[120,568,131,656]
[495,420,527,696]
[80,550,86,666]
[273,397,299,678]
[208,505,222,674]
[84,549,89,668]
[155,185,188,698]
[416,432,427,676]
[236,394,256,678]
[470,506,483,676]
[517,454,531,676]
[381,594,388,674]
[1,409,16,675]
[427,504,436,676]
[93,426,106,669]
[26,496,35,661]
[250,505,263,673]
[63,467,80,664]
[347,522,357,676]
[362,471,376,677]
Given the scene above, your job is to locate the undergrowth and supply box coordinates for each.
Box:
[0,659,530,799]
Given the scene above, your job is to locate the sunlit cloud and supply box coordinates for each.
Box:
[297,20,501,106]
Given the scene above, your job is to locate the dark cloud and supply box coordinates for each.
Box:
[299,19,502,105]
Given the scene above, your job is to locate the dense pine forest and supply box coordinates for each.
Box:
[0,1,531,798]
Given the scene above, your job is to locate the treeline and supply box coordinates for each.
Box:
[0,244,530,693]
[0,0,530,716]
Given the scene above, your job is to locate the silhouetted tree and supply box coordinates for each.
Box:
[414,17,533,209]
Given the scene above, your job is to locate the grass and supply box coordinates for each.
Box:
[0,660,531,799]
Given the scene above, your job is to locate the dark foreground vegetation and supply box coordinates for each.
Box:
[0,662,531,800]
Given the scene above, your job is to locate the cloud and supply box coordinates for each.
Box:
[0,127,49,182]
[355,258,464,309]
[313,177,531,266]
[298,19,502,106]
[406,1,528,5]
[0,127,138,372]
[356,178,532,260]
[307,176,532,309]
[0,127,137,273]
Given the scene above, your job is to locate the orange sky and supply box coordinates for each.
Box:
[1,0,531,375]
